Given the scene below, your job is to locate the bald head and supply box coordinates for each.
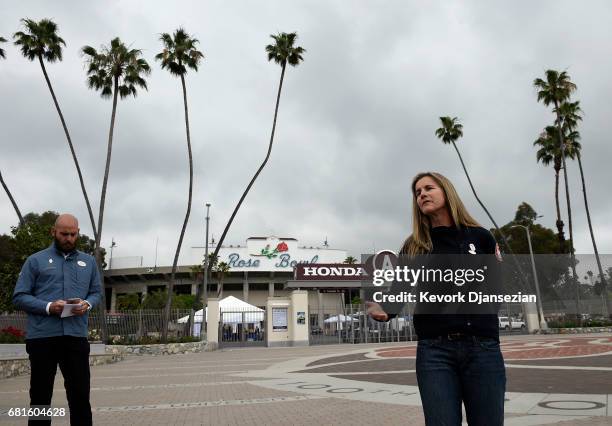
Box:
[52,214,80,253]
[55,214,79,228]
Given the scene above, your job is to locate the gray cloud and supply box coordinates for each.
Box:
[1,1,611,268]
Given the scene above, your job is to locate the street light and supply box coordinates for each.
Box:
[511,223,547,330]
[109,238,117,270]
[203,203,211,306]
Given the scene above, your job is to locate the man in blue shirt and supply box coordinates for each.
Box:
[13,214,101,425]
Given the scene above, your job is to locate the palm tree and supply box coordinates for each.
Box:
[0,170,25,227]
[82,38,150,336]
[533,125,580,251]
[156,28,204,340]
[435,117,513,249]
[0,36,7,58]
[534,69,580,317]
[215,262,230,299]
[558,100,610,317]
[0,37,25,227]
[208,32,305,275]
[13,19,97,239]
[344,256,357,264]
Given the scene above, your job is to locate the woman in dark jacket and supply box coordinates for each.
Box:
[368,171,505,426]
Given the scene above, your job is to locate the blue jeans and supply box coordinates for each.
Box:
[416,336,506,426]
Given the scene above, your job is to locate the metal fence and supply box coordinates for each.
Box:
[0,309,197,343]
[308,303,415,345]
[219,310,266,348]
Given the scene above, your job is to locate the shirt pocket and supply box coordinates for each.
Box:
[72,263,91,299]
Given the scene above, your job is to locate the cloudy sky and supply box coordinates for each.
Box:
[1,1,611,267]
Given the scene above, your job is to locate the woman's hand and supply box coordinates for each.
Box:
[366,301,389,322]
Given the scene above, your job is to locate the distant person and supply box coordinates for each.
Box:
[367,172,505,426]
[13,214,101,425]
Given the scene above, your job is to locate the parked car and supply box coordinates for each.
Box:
[498,316,526,331]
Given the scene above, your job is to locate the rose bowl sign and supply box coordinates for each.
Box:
[190,236,347,272]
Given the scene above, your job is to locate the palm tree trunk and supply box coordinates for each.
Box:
[553,165,565,252]
[38,55,98,240]
[94,77,119,342]
[217,274,224,299]
[162,73,194,342]
[577,153,610,317]
[208,64,287,273]
[554,105,580,319]
[450,141,532,291]
[450,142,510,247]
[0,169,25,227]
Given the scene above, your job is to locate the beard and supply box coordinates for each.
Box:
[55,236,76,253]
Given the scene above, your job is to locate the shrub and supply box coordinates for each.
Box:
[0,326,25,343]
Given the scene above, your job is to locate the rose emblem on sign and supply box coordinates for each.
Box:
[253,241,289,258]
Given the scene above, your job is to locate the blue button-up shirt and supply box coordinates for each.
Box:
[13,244,102,339]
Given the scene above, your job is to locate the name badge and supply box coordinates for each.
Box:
[77,260,87,267]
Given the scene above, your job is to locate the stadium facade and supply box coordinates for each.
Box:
[103,236,357,311]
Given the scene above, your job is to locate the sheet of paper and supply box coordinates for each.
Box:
[60,304,80,318]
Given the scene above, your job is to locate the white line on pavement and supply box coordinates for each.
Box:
[93,395,329,412]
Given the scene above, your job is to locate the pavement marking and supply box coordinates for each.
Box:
[0,381,254,394]
[505,364,612,371]
[104,363,273,372]
[528,394,609,417]
[504,414,598,425]
[93,395,329,412]
[328,370,416,376]
[94,370,248,379]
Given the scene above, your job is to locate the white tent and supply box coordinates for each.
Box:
[324,314,358,323]
[177,295,264,324]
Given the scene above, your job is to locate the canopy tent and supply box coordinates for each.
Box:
[323,314,358,323]
[177,295,264,324]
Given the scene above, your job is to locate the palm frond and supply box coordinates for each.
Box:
[155,28,204,76]
[266,32,305,67]
[0,36,6,59]
[13,18,65,63]
[82,37,150,99]
[435,116,463,144]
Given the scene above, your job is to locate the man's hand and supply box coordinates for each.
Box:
[71,299,90,316]
[49,300,67,316]
[366,301,389,322]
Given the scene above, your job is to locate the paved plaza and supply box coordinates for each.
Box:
[0,334,610,425]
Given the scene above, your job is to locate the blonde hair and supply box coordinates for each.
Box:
[400,172,480,256]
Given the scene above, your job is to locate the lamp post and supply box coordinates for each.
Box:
[203,203,211,306]
[109,238,117,270]
[511,224,547,329]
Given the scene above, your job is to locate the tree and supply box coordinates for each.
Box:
[534,70,581,317]
[155,28,204,341]
[13,19,98,240]
[558,100,610,317]
[0,37,25,227]
[514,202,538,226]
[0,212,104,312]
[435,116,513,252]
[215,262,230,298]
[82,38,149,340]
[208,32,305,276]
[0,36,6,58]
[0,170,25,227]
[491,204,570,300]
[533,125,580,251]
[344,256,357,264]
